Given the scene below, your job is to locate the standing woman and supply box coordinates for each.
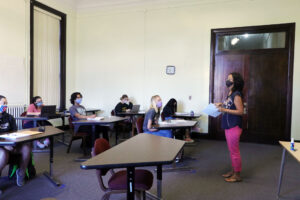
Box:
[143,95,172,138]
[216,72,244,182]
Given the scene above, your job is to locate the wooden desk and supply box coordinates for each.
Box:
[277,141,300,197]
[81,133,185,200]
[72,116,126,146]
[116,111,145,137]
[0,126,64,186]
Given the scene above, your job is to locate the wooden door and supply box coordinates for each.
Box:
[209,23,295,143]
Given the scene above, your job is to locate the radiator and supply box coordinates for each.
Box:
[6,105,26,130]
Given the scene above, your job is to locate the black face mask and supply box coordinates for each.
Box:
[226,80,233,88]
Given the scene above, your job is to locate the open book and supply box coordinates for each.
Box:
[0,131,42,140]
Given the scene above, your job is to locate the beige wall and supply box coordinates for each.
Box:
[75,0,300,137]
[0,0,76,107]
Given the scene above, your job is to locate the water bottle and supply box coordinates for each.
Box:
[291,138,295,151]
[190,110,194,116]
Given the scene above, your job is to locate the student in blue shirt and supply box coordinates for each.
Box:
[143,95,172,138]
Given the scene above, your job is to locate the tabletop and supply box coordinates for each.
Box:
[81,133,185,169]
[0,126,64,146]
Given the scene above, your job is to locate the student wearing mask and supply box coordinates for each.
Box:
[69,92,109,141]
[215,72,244,182]
[162,98,194,143]
[114,94,133,116]
[0,95,32,188]
[24,96,51,148]
[143,95,172,138]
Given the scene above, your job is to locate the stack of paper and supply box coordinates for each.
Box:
[87,117,104,121]
[202,103,222,118]
[0,131,42,140]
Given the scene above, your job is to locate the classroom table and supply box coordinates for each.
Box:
[15,114,68,151]
[81,133,185,200]
[0,126,64,186]
[72,116,126,146]
[173,112,201,120]
[116,111,145,137]
[277,141,300,198]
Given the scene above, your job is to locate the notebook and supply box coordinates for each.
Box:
[0,131,42,140]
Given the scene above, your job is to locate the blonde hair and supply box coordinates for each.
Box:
[149,95,161,113]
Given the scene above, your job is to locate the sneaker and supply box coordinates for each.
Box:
[37,141,45,149]
[43,138,50,147]
[184,138,194,143]
[16,169,25,187]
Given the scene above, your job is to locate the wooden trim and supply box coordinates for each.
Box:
[209,23,295,142]
[30,0,67,111]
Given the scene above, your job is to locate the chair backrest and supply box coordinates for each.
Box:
[161,112,165,121]
[20,111,27,128]
[135,117,144,134]
[111,109,115,116]
[68,116,74,130]
[92,138,111,176]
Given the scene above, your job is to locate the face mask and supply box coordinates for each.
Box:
[75,98,82,104]
[226,80,233,88]
[156,101,162,108]
[0,105,7,113]
[36,102,43,107]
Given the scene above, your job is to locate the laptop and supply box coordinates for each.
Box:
[131,105,140,113]
[40,105,61,118]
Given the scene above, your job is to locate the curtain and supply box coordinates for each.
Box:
[33,7,61,107]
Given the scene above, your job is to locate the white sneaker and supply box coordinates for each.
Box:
[43,138,50,147]
[36,141,45,149]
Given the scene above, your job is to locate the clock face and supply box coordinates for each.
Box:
[166,66,175,75]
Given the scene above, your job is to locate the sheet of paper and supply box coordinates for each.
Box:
[202,103,222,118]
[87,117,104,121]
[0,132,30,139]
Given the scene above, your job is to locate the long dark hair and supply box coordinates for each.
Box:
[31,96,42,108]
[164,98,177,114]
[230,72,244,97]
[70,92,82,105]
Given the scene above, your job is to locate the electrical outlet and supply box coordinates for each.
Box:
[189,96,192,100]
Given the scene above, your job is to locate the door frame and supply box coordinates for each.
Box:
[30,0,67,111]
[209,23,295,141]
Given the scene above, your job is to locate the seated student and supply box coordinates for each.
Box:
[0,95,32,188]
[162,98,194,143]
[23,96,51,148]
[69,92,109,141]
[143,95,172,138]
[114,94,133,116]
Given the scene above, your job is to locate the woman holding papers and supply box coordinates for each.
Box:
[162,98,193,142]
[0,95,32,187]
[215,72,244,183]
[69,92,108,142]
[143,95,172,138]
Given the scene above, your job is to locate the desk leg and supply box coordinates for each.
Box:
[157,165,162,198]
[44,136,61,186]
[131,116,135,137]
[115,123,119,145]
[92,125,96,148]
[277,148,286,197]
[127,167,135,200]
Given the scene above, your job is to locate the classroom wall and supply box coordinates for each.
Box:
[74,0,300,137]
[0,0,76,107]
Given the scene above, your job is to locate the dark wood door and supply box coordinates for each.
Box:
[209,23,295,144]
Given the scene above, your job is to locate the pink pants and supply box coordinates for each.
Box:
[225,126,242,172]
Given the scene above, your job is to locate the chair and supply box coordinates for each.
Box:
[67,116,89,155]
[21,111,27,128]
[135,117,144,134]
[160,112,165,121]
[92,138,153,200]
